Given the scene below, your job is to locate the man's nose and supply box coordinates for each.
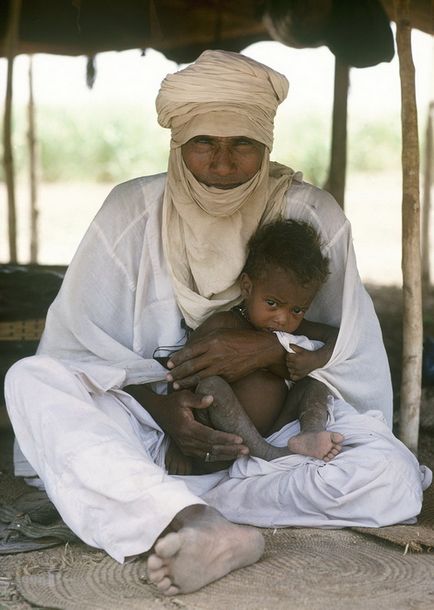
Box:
[210,146,236,174]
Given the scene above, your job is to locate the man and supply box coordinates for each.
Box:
[5,50,430,596]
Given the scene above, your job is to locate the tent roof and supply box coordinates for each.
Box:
[0,1,432,66]
[1,0,269,63]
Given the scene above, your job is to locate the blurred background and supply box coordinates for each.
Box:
[0,29,433,284]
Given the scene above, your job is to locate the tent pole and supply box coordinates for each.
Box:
[324,57,349,209]
[3,0,21,263]
[396,0,422,453]
[421,102,433,295]
[28,54,38,263]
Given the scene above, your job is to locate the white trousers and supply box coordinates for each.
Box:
[5,355,431,563]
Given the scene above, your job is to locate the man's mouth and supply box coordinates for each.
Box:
[206,183,242,190]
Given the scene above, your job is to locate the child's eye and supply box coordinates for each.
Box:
[266,299,277,307]
[292,306,305,316]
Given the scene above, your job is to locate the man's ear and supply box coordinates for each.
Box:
[240,273,252,298]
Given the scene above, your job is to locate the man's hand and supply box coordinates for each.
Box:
[162,389,249,460]
[166,328,285,389]
[123,383,249,462]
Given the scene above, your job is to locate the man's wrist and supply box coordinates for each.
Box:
[123,384,165,424]
[256,331,287,371]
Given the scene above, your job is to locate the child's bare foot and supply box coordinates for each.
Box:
[287,431,344,461]
[147,506,264,595]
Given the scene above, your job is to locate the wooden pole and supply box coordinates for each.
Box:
[324,57,350,209]
[28,55,39,263]
[396,0,422,453]
[3,0,22,263]
[421,101,433,295]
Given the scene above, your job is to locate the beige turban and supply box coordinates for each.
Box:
[156,50,294,329]
[156,49,288,150]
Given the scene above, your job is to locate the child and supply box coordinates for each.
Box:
[165,219,344,475]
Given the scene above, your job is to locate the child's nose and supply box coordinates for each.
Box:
[274,311,300,333]
[273,311,290,329]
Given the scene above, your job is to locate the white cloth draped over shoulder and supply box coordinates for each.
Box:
[36,173,392,424]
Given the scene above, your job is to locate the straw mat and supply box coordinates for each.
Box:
[352,481,434,551]
[0,527,433,610]
[1,431,434,610]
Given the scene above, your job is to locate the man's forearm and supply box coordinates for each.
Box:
[254,331,290,379]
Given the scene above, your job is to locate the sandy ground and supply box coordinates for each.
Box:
[1,172,433,285]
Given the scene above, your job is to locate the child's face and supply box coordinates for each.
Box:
[240,267,318,334]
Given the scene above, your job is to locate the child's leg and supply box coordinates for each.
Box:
[189,311,287,435]
[188,315,344,469]
[271,377,344,461]
[197,376,344,467]
[196,376,288,463]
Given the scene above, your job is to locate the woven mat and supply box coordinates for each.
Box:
[1,428,434,610]
[0,528,433,610]
[352,480,434,551]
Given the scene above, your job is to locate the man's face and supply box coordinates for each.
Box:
[181,136,265,189]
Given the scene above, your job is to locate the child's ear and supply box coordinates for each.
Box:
[240,273,252,298]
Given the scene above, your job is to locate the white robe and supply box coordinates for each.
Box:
[5,173,429,563]
[37,173,393,420]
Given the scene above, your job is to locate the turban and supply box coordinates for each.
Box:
[157,50,294,329]
[156,50,289,150]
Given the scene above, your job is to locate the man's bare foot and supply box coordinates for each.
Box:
[146,505,264,595]
[287,431,344,461]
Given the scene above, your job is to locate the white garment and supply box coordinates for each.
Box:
[35,173,392,423]
[5,172,412,563]
[5,355,430,563]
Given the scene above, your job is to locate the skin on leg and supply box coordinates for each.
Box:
[196,376,344,468]
[230,369,287,436]
[271,377,344,461]
[181,310,289,473]
[146,504,264,596]
[197,376,289,466]
[191,311,288,436]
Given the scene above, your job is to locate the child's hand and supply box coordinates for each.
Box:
[286,345,323,381]
[165,439,193,475]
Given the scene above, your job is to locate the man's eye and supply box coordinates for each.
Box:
[193,136,212,145]
[235,139,255,148]
[266,299,277,307]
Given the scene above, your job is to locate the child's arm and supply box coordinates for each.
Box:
[286,320,339,381]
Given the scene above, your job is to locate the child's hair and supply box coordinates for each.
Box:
[243,219,329,287]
